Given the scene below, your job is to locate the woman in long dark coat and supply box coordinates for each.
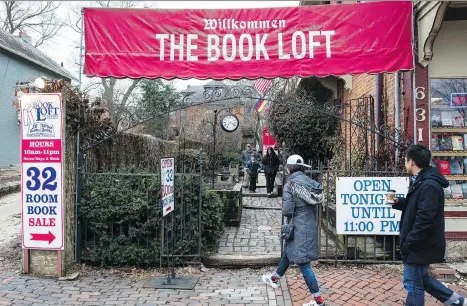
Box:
[262,147,280,196]
[262,154,326,306]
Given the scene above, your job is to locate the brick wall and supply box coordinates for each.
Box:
[342,73,398,130]
[340,73,402,168]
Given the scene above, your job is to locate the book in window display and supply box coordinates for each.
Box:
[432,111,442,127]
[434,159,451,175]
[441,111,453,127]
[432,134,441,151]
[439,134,453,151]
[450,159,463,175]
[453,113,465,127]
[452,135,464,151]
[461,183,467,197]
[444,186,452,199]
[451,183,463,199]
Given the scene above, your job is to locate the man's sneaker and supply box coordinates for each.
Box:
[303,300,325,306]
[452,297,466,306]
[261,274,279,289]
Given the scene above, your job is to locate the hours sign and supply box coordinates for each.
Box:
[20,93,64,250]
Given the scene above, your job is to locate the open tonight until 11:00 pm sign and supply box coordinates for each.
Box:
[336,177,409,235]
[20,93,63,250]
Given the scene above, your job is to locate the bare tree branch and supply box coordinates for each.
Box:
[65,1,152,125]
[1,1,64,47]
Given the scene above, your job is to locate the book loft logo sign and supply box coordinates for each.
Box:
[22,98,59,138]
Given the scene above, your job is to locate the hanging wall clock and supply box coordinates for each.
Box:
[220,114,239,133]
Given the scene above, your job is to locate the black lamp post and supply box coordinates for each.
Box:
[202,107,237,189]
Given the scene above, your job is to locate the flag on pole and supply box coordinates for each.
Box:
[255,99,268,112]
[254,79,272,95]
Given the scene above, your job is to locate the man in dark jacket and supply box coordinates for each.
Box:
[242,144,252,188]
[392,145,465,306]
[262,147,280,196]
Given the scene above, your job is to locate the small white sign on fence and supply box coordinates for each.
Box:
[336,177,409,235]
[161,158,175,216]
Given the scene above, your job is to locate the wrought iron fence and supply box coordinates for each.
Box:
[77,167,203,267]
[75,129,206,267]
[279,94,411,263]
[314,95,409,263]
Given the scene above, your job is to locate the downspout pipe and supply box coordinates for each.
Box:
[375,74,383,149]
[394,72,400,164]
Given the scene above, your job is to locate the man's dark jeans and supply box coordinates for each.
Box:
[403,263,456,305]
[249,175,257,191]
[265,172,276,194]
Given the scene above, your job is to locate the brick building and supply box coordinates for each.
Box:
[173,80,259,148]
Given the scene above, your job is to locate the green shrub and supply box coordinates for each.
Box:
[219,151,242,167]
[79,171,224,267]
[201,190,224,250]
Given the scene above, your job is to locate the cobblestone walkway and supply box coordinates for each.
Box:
[0,268,291,305]
[243,197,282,209]
[217,174,283,257]
[217,205,282,255]
[287,265,467,306]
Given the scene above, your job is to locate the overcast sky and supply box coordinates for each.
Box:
[38,1,300,91]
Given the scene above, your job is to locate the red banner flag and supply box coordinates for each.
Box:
[84,2,413,79]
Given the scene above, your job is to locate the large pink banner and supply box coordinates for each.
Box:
[84,1,413,79]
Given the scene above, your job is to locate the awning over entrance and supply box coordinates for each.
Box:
[83,1,414,80]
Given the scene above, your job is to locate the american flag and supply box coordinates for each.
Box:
[254,79,272,95]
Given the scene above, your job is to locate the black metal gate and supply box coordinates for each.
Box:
[315,95,410,263]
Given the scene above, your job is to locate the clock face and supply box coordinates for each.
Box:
[220,114,239,132]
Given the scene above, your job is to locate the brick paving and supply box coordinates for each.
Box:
[2,174,464,306]
[243,197,282,209]
[286,265,467,306]
[0,268,292,305]
[217,203,282,256]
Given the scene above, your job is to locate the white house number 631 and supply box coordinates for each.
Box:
[415,86,426,142]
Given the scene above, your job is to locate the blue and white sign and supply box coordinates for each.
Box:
[336,177,409,235]
[161,158,175,217]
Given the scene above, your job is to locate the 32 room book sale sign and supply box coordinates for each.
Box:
[20,93,64,250]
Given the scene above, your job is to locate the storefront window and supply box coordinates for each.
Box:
[430,78,467,203]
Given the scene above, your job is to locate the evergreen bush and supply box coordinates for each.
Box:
[80,170,224,267]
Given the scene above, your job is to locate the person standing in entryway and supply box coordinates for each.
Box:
[242,144,252,188]
[262,146,280,197]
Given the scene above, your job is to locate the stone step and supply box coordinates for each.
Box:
[202,253,281,268]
